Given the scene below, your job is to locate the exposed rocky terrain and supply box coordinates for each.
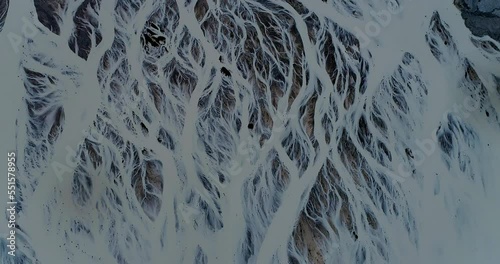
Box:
[455,0,500,41]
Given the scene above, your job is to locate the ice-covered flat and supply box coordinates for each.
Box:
[1,0,499,263]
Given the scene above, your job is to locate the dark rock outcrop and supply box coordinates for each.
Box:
[455,0,500,41]
[0,0,8,32]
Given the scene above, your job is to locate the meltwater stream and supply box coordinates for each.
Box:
[1,0,499,263]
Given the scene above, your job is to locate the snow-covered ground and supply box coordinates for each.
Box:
[1,0,500,263]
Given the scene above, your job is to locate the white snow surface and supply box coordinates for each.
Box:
[1,0,500,263]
